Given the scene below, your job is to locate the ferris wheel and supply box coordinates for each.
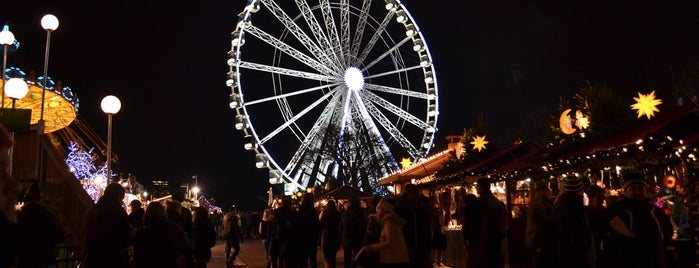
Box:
[227,0,439,192]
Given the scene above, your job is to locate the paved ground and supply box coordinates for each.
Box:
[209,238,346,268]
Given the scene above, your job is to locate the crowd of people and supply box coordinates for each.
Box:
[521,174,677,268]
[0,109,689,268]
[260,183,456,268]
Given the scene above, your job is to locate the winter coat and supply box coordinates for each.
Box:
[525,195,556,251]
[81,197,132,268]
[554,192,596,268]
[366,212,410,264]
[133,216,190,268]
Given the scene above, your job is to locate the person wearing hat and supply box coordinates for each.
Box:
[525,180,556,268]
[603,173,672,268]
[16,182,66,267]
[553,175,596,268]
[361,198,410,266]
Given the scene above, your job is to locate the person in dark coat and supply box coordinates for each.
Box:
[16,182,66,268]
[525,180,556,268]
[457,192,482,268]
[193,206,217,268]
[269,196,295,268]
[604,175,671,268]
[320,199,341,268]
[167,191,195,268]
[128,199,145,230]
[395,183,435,268]
[554,176,596,268]
[81,183,133,268]
[340,197,367,268]
[133,201,190,268]
[222,205,242,268]
[298,193,321,268]
[475,178,508,268]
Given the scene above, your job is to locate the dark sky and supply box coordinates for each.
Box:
[2,0,698,210]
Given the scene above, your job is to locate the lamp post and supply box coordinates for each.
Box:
[101,95,121,182]
[5,78,28,174]
[39,14,58,122]
[0,26,15,108]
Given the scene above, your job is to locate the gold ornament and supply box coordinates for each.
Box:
[631,90,662,119]
[470,135,489,152]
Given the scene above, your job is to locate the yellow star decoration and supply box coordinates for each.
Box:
[575,110,590,129]
[399,158,412,169]
[470,135,489,152]
[631,90,662,119]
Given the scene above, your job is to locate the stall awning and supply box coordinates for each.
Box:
[377,149,453,185]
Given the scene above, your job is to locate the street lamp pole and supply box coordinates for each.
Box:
[101,95,121,182]
[0,26,15,108]
[40,14,59,122]
[5,78,28,174]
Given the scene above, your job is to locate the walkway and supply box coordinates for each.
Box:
[210,238,347,268]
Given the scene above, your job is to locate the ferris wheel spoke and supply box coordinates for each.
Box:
[361,90,431,130]
[245,25,335,74]
[239,61,336,82]
[245,82,341,106]
[294,0,343,69]
[340,0,351,64]
[364,65,424,81]
[363,82,431,99]
[259,90,337,145]
[351,91,404,153]
[360,36,411,71]
[260,0,339,70]
[350,0,372,59]
[284,94,343,178]
[360,98,421,158]
[355,12,394,65]
[320,0,345,66]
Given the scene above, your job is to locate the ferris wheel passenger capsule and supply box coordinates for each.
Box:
[396,10,408,23]
[231,31,245,46]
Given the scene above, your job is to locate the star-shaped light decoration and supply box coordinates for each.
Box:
[575,110,590,130]
[400,157,412,169]
[631,90,662,119]
[470,135,489,152]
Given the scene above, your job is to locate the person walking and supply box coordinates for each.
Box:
[222,205,242,268]
[475,178,508,268]
[133,202,190,268]
[395,183,434,268]
[16,182,66,268]
[193,206,217,268]
[128,199,145,230]
[525,180,556,268]
[361,198,410,267]
[341,197,367,268]
[298,193,321,268]
[554,176,596,268]
[80,183,133,268]
[259,208,273,268]
[167,191,195,268]
[320,199,341,268]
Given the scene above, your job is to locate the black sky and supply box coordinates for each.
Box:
[1,0,698,210]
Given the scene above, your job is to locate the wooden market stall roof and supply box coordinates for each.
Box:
[377,148,454,186]
[429,141,540,185]
[318,185,373,200]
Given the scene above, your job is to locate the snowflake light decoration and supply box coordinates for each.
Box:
[470,135,489,152]
[575,110,590,129]
[631,90,662,119]
[65,141,108,203]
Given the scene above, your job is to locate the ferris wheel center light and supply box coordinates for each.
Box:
[344,67,364,91]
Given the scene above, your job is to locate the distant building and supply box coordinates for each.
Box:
[151,180,171,198]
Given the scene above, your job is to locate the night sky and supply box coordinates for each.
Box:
[1,0,698,210]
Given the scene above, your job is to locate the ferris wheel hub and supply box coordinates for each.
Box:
[344,67,364,92]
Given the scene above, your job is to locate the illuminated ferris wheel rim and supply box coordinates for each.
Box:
[226,0,440,190]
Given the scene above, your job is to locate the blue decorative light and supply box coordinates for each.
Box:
[65,141,108,203]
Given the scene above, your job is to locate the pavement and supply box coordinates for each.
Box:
[209,237,346,268]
